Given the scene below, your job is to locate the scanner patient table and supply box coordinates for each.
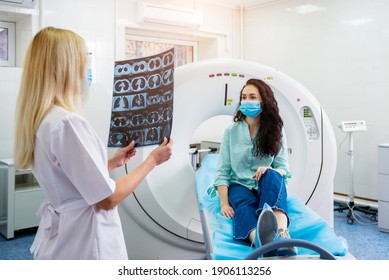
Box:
[195,154,349,260]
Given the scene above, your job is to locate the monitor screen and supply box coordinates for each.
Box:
[0,21,15,67]
[0,27,9,61]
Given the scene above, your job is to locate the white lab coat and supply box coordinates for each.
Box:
[30,106,128,259]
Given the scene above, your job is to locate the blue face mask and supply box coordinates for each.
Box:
[87,67,92,87]
[86,53,93,87]
[81,67,92,93]
[239,100,262,118]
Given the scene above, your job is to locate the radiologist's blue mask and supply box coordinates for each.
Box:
[86,52,93,87]
[81,55,93,92]
[239,100,262,118]
[81,68,92,93]
[87,67,92,87]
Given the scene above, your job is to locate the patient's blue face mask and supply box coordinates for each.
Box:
[239,100,262,118]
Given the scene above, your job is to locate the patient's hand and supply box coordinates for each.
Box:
[221,204,235,219]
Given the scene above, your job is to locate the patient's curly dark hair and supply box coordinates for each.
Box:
[233,78,283,157]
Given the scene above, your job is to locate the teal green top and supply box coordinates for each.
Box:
[208,121,291,197]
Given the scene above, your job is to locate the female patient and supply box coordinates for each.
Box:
[14,27,173,259]
[212,78,296,257]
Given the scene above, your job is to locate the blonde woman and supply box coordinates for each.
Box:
[14,26,173,260]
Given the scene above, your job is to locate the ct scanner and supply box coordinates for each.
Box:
[111,58,337,259]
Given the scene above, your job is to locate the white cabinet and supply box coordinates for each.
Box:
[378,144,389,233]
[0,159,44,239]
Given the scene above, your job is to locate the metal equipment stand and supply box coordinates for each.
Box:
[334,121,377,224]
[189,146,218,170]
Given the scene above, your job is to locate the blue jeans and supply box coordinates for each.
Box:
[228,169,289,241]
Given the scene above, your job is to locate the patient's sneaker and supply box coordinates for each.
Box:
[255,206,278,257]
[275,228,298,257]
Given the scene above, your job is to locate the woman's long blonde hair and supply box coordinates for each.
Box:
[14,26,88,169]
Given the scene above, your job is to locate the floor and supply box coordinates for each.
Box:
[1,205,389,260]
[333,205,389,260]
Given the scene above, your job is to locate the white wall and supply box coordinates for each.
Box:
[0,0,241,161]
[115,0,241,61]
[0,0,116,160]
[41,0,116,143]
[0,3,37,159]
[1,0,383,201]
[243,0,389,200]
[0,67,22,159]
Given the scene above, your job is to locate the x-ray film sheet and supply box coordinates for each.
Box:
[108,48,174,148]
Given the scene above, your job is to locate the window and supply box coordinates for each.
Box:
[125,33,196,67]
